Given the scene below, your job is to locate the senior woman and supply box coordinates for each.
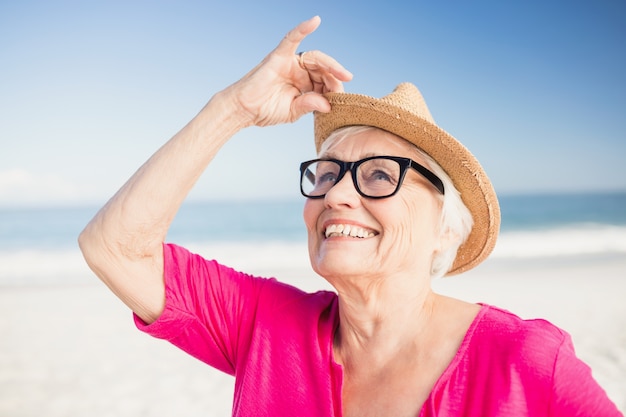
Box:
[79,17,621,417]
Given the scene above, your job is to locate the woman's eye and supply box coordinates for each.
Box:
[318,172,338,184]
[370,170,393,182]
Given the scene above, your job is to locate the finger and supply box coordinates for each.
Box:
[276,16,321,56]
[290,93,332,120]
[304,74,341,95]
[299,70,345,95]
[297,52,352,93]
[299,50,353,83]
[321,73,345,93]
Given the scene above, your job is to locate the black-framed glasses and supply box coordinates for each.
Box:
[299,156,445,199]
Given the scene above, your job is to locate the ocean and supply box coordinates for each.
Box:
[1,192,625,286]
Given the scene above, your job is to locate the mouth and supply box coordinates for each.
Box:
[324,224,377,239]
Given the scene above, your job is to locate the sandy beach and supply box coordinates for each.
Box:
[1,252,624,416]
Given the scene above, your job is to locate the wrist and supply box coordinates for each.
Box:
[208,86,256,130]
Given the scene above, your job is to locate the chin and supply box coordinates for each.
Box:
[312,251,369,280]
[309,235,377,275]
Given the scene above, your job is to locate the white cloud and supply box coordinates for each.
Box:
[0,169,81,206]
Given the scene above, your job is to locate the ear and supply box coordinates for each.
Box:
[434,226,460,255]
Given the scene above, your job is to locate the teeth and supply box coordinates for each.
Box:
[324,224,375,239]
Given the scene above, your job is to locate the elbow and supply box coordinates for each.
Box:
[78,218,129,289]
[77,224,92,259]
[78,216,120,278]
[77,223,91,255]
[78,216,163,274]
[78,220,106,274]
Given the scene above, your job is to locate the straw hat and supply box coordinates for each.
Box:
[314,82,500,275]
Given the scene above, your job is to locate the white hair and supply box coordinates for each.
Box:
[321,126,474,279]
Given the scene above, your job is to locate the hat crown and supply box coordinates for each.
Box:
[383,82,435,125]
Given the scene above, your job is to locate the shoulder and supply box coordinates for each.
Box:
[439,305,622,415]
[451,305,569,407]
[476,304,567,344]
[475,307,624,415]
[470,304,569,376]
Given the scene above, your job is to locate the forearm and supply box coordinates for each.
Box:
[79,89,248,320]
[93,90,247,247]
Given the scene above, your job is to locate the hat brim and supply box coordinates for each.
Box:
[314,91,500,275]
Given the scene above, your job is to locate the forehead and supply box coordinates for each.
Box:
[320,128,418,160]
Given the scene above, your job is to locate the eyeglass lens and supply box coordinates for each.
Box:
[301,158,402,198]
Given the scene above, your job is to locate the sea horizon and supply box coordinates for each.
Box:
[1,190,625,287]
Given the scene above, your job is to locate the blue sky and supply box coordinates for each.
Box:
[1,0,625,206]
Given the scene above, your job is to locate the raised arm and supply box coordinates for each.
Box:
[78,16,352,324]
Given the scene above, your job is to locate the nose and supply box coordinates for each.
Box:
[324,170,361,208]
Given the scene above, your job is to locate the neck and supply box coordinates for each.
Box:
[332,270,437,370]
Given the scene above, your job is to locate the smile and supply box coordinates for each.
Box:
[324,224,377,239]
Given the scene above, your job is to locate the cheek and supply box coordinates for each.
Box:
[303,200,324,269]
[397,193,442,247]
[302,199,320,233]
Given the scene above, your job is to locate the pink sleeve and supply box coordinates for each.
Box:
[549,334,623,416]
[134,243,269,376]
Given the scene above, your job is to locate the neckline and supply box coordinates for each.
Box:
[329,302,490,417]
[425,303,489,390]
[416,303,490,416]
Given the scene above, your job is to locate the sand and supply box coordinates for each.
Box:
[1,254,624,416]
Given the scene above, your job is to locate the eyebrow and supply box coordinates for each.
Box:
[320,152,382,160]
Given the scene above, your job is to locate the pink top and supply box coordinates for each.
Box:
[135,243,622,416]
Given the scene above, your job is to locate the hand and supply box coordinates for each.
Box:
[225,16,353,127]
